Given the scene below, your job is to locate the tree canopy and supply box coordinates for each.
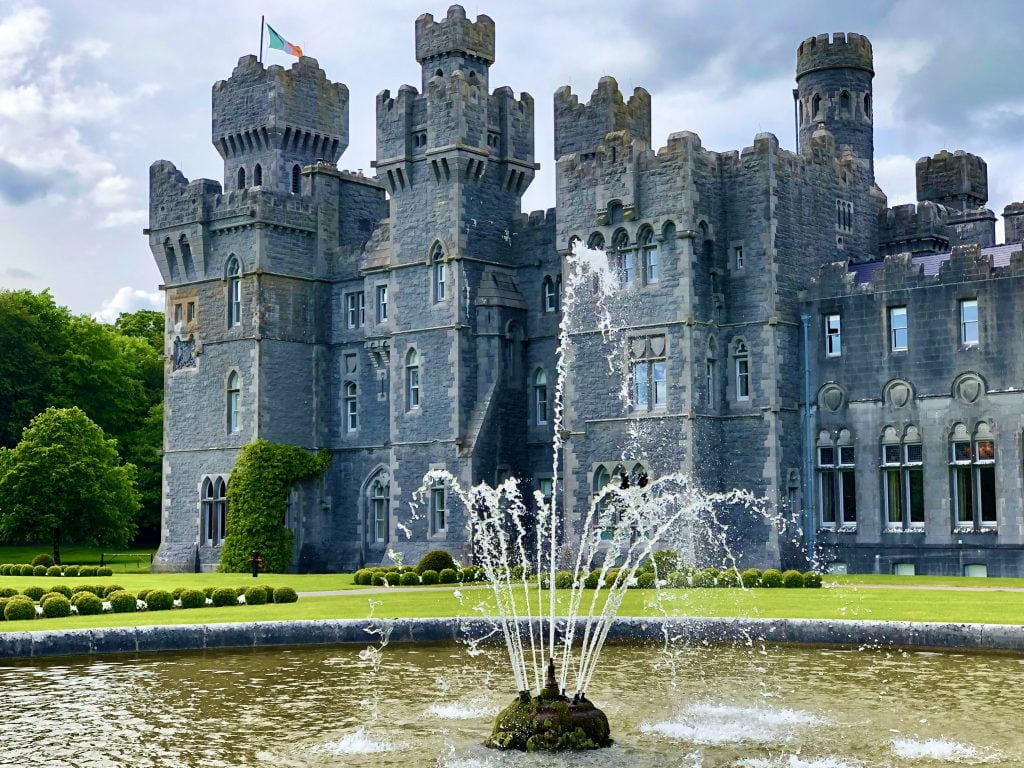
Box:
[0,407,140,562]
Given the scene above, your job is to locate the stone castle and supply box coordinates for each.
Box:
[149,6,1024,576]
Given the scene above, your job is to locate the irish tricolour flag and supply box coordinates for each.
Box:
[266,22,303,57]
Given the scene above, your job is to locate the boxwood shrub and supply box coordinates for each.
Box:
[32,565,47,577]
[761,569,784,588]
[211,587,237,607]
[103,584,124,598]
[42,594,71,618]
[4,597,36,621]
[741,568,762,588]
[144,590,172,611]
[179,589,206,609]
[273,586,298,604]
[651,550,679,575]
[73,584,104,597]
[203,586,216,599]
[803,571,823,588]
[353,569,373,586]
[693,568,718,588]
[22,586,46,601]
[584,569,601,589]
[399,571,420,586]
[0,564,11,575]
[719,567,742,588]
[416,550,455,575]
[667,570,690,588]
[39,592,62,606]
[75,593,103,615]
[108,590,137,613]
[554,570,574,590]
[96,567,113,577]
[438,568,459,584]
[234,586,248,597]
[62,565,79,578]
[0,587,18,598]
[79,566,98,577]
[635,571,656,589]
[244,586,267,605]
[45,566,62,577]
[16,564,31,576]
[417,569,436,585]
[261,584,275,603]
[782,570,804,588]
[31,553,55,568]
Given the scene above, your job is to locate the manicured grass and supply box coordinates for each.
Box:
[0,546,157,573]
[0,571,365,593]
[830,573,1024,589]
[2,582,1023,633]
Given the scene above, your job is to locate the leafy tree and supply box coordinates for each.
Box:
[0,407,139,563]
[115,310,164,355]
[220,440,331,572]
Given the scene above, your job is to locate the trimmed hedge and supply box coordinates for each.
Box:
[45,566,62,577]
[42,594,71,618]
[635,571,656,589]
[554,570,574,590]
[741,568,762,588]
[31,553,55,568]
[108,590,137,613]
[103,584,124,598]
[145,590,173,611]
[782,570,804,588]
[211,588,237,607]
[273,586,298,604]
[419,569,439,585]
[416,550,455,575]
[0,587,18,598]
[4,597,35,621]
[63,566,79,577]
[244,586,267,605]
[96,567,113,577]
[219,440,331,573]
[32,565,47,577]
[22,586,45,601]
[761,569,784,588]
[353,569,373,586]
[803,571,823,588]
[400,571,420,586]
[438,568,459,584]
[79,566,98,577]
[75,593,103,615]
[179,589,206,609]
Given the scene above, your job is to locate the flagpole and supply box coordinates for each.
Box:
[259,15,265,64]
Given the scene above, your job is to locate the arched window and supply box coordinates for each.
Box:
[812,93,822,118]
[202,477,228,547]
[291,164,301,194]
[227,257,241,327]
[253,164,263,187]
[640,227,658,284]
[882,425,924,530]
[705,338,717,408]
[201,479,215,545]
[733,340,750,401]
[819,430,857,529]
[534,369,548,425]
[164,238,179,281]
[236,166,246,190]
[839,91,851,116]
[227,371,241,433]
[607,200,624,225]
[542,276,557,312]
[503,323,522,380]
[214,477,227,544]
[431,242,446,301]
[369,475,389,544]
[612,229,632,285]
[864,93,872,120]
[587,232,605,250]
[951,422,997,530]
[345,381,358,432]
[405,349,420,410]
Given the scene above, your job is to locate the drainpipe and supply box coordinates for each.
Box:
[800,314,815,566]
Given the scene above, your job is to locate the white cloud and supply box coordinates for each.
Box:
[92,286,162,324]
[98,208,146,229]
[875,154,917,208]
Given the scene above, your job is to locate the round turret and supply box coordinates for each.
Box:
[795,33,874,176]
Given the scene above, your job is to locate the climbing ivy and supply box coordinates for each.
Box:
[219,440,331,573]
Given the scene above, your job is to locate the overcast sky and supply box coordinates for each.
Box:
[1,0,1023,319]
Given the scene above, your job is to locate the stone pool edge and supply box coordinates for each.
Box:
[1,617,1023,660]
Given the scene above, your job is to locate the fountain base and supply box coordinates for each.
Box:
[485,661,612,751]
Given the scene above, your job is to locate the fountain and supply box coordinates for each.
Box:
[408,243,767,751]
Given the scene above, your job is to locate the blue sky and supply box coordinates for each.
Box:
[1,0,1022,319]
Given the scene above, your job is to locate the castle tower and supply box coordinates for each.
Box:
[796,33,874,176]
[212,55,349,195]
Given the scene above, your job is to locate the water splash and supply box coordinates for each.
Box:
[891,737,998,762]
[317,727,397,755]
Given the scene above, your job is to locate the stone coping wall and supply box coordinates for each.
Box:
[1,617,1022,661]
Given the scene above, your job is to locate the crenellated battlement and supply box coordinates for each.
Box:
[416,5,494,66]
[916,150,988,209]
[554,77,651,160]
[796,32,873,78]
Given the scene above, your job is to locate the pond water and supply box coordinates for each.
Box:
[2,641,1022,767]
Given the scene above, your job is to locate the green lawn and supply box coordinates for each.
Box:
[0,546,157,573]
[1,582,1022,634]
[830,573,1024,589]
[0,571,364,593]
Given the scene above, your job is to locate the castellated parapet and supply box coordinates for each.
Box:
[416,6,495,64]
[916,150,988,210]
[212,55,349,194]
[554,77,651,160]
[796,33,873,77]
[1004,202,1024,244]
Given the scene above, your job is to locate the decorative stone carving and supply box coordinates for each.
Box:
[884,380,912,408]
[171,336,195,371]
[954,373,984,404]
[819,384,845,411]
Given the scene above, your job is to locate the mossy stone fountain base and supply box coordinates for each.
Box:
[485,660,612,751]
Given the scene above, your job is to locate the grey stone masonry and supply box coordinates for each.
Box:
[148,6,1024,576]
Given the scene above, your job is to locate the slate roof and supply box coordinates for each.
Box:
[851,243,1024,284]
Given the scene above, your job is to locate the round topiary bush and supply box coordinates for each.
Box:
[371,573,393,587]
[79,566,98,577]
[667,570,690,588]
[0,587,18,598]
[96,567,113,577]
[170,587,185,600]
[17,564,32,576]
[693,568,718,588]
[203,586,216,599]
[651,549,679,575]
[761,568,783,588]
[76,584,104,597]
[211,587,237,607]
[416,550,456,575]
[234,586,248,597]
[741,568,762,588]
[419,569,439,585]
[75,593,103,615]
[39,592,61,606]
[42,594,71,618]
[48,584,72,598]
[62,565,79,578]
[584,569,601,589]
[803,571,823,588]
[179,589,206,609]
[108,590,137,613]
[32,565,47,577]
[22,586,45,601]
[509,564,525,580]
[0,597,8,618]
[4,597,36,621]
[353,569,373,586]
[439,568,459,584]
[146,590,173,611]
[782,569,804,588]
[0,564,11,575]
[244,586,267,605]
[719,567,742,588]
[45,565,62,577]
[399,571,420,586]
[554,570,574,590]
[103,584,124,598]
[636,571,657,589]
[273,586,298,604]
[31,553,55,568]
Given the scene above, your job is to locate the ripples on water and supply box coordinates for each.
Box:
[0,643,1020,767]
